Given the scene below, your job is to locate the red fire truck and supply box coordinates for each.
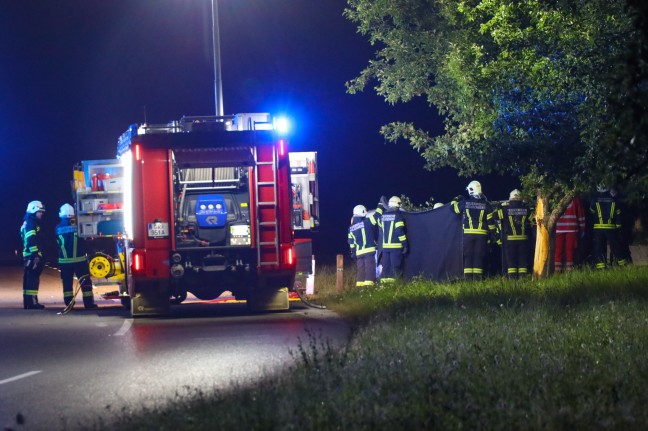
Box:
[74,113,319,316]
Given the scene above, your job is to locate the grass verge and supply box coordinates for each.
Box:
[92,266,648,430]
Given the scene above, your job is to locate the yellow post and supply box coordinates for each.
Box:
[336,254,344,294]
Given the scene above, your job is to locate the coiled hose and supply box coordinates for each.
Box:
[58,274,90,315]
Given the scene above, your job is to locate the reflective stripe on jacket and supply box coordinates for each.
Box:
[21,214,42,259]
[380,209,407,249]
[348,216,378,256]
[590,193,621,230]
[556,197,586,234]
[452,197,496,236]
[494,200,530,241]
[56,220,87,264]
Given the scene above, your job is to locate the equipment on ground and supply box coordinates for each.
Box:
[57,274,89,315]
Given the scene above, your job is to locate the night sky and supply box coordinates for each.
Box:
[1,0,516,266]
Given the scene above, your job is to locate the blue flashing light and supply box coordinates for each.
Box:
[117,123,139,156]
[274,117,290,135]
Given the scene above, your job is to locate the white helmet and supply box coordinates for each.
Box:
[466,181,482,197]
[353,205,367,217]
[509,189,521,201]
[59,203,75,218]
[433,202,444,209]
[26,200,45,214]
[596,184,608,193]
[388,196,401,208]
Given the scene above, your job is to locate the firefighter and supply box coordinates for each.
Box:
[348,204,378,287]
[494,189,531,278]
[590,185,628,269]
[554,195,586,272]
[377,196,408,284]
[56,203,98,309]
[451,181,497,279]
[610,186,633,264]
[21,200,46,309]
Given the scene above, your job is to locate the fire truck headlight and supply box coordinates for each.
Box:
[274,117,290,135]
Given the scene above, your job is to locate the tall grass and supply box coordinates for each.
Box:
[92,266,648,430]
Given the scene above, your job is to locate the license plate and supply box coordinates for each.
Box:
[148,222,169,238]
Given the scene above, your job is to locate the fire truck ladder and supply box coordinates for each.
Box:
[254,145,280,268]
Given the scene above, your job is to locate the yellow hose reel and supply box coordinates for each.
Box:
[89,252,125,280]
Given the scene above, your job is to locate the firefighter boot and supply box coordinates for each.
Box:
[23,295,45,310]
[83,291,98,309]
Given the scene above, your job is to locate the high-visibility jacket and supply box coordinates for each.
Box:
[379,208,408,250]
[21,214,43,260]
[348,215,378,256]
[556,197,586,234]
[494,200,531,241]
[56,218,88,264]
[451,196,496,236]
[590,192,622,230]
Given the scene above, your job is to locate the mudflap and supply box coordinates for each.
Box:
[248,287,290,312]
[130,280,171,317]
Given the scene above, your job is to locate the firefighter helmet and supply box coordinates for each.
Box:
[353,205,367,217]
[26,200,45,214]
[509,189,521,201]
[59,203,75,218]
[388,196,401,208]
[596,184,608,193]
[466,181,482,197]
[433,202,444,209]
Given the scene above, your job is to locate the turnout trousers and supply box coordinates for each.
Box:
[60,260,96,307]
[463,233,488,279]
[593,229,627,269]
[355,253,376,287]
[503,239,529,278]
[23,258,44,307]
[380,249,403,283]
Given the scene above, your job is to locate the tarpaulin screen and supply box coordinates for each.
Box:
[401,205,464,281]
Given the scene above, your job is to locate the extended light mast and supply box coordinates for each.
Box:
[211,0,224,116]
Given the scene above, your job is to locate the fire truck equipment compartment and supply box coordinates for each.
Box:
[195,194,228,228]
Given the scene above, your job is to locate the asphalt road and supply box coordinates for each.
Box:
[0,265,349,430]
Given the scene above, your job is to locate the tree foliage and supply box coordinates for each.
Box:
[345,0,648,205]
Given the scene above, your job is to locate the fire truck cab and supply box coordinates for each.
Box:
[74,113,318,316]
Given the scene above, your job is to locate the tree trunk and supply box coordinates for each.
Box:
[533,189,577,279]
[533,194,550,279]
